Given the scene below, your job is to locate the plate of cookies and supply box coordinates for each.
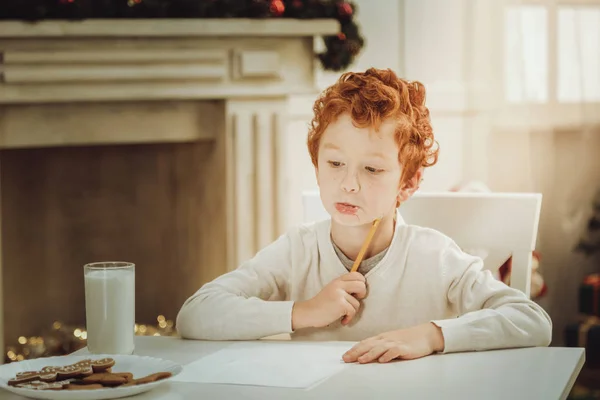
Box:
[0,354,182,399]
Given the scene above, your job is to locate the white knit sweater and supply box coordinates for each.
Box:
[176,217,552,353]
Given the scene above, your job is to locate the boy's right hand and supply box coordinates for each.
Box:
[291,272,367,330]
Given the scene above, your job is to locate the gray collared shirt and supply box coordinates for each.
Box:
[331,239,389,275]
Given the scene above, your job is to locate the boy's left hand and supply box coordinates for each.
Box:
[342,322,445,364]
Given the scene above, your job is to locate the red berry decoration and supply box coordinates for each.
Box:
[337,2,353,18]
[270,0,285,17]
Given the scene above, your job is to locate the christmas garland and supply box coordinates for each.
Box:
[0,0,364,71]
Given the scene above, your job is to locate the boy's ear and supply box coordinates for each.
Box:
[396,168,423,206]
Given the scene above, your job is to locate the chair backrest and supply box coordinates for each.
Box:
[301,190,542,298]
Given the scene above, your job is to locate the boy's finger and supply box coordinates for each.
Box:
[358,344,388,364]
[341,281,367,298]
[378,346,403,363]
[341,272,365,282]
[344,292,360,311]
[342,340,374,362]
[341,302,356,325]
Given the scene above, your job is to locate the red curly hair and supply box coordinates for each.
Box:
[307,68,439,187]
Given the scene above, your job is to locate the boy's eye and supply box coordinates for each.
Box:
[365,166,383,173]
[328,161,342,167]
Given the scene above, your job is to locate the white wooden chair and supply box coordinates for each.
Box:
[301,190,543,298]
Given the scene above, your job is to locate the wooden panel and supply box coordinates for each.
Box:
[234,50,281,79]
[1,48,227,84]
[0,37,318,104]
[0,106,227,342]
[3,49,227,63]
[0,102,216,149]
[0,19,339,38]
[2,64,226,84]
[255,113,276,249]
[226,99,287,269]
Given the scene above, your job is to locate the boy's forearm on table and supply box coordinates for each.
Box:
[432,304,552,353]
[177,293,295,340]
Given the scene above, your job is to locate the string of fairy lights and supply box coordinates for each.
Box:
[5,315,177,363]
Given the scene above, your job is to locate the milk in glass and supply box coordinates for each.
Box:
[84,262,135,354]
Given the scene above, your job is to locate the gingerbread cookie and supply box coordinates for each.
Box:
[122,371,172,387]
[8,370,58,386]
[135,372,172,384]
[8,358,115,386]
[114,372,134,382]
[15,379,72,390]
[80,372,127,387]
[41,358,115,375]
[39,358,115,377]
[66,383,104,390]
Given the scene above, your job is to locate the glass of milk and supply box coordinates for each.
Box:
[84,261,135,355]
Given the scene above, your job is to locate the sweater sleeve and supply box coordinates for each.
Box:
[176,233,295,340]
[431,241,553,353]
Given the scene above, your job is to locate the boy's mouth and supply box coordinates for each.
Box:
[335,202,359,215]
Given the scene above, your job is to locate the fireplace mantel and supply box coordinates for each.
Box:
[0,19,338,105]
[0,19,338,361]
[0,19,338,38]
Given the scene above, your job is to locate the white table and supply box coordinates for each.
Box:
[0,336,586,399]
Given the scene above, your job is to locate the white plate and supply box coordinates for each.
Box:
[0,354,183,400]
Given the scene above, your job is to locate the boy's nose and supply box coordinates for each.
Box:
[341,172,360,193]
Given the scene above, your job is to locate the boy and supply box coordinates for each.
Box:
[176,68,552,364]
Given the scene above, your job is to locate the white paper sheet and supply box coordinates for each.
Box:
[172,341,354,389]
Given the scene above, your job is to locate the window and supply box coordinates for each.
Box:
[558,7,600,102]
[504,6,548,103]
[504,2,600,104]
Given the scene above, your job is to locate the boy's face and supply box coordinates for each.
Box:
[316,113,403,227]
